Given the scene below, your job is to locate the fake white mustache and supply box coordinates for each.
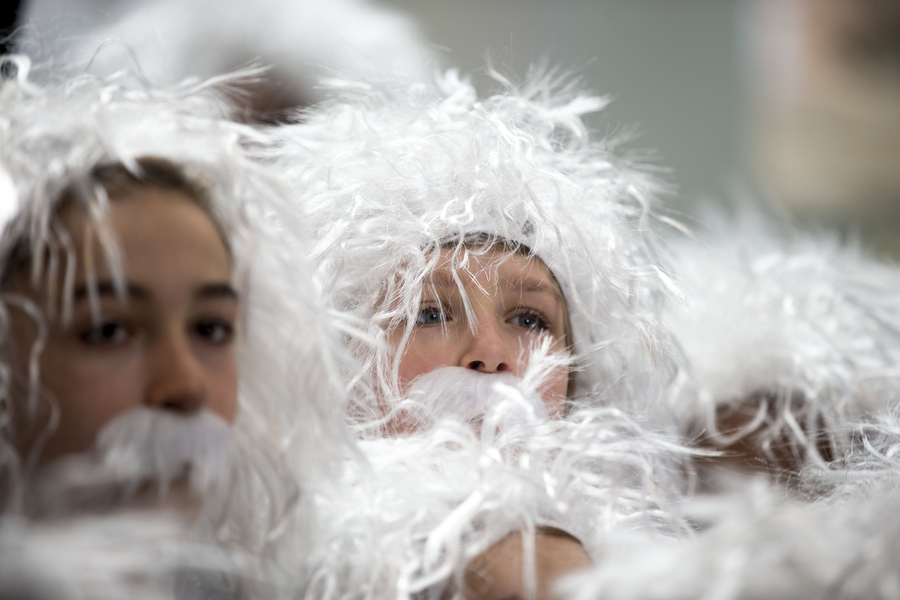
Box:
[402,367,549,427]
[31,408,236,516]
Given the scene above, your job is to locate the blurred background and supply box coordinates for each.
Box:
[381,0,900,256]
[3,0,900,256]
[384,0,743,223]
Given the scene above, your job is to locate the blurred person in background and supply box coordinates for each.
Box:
[13,0,436,121]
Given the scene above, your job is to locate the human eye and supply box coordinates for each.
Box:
[192,318,235,345]
[508,310,550,332]
[79,320,131,345]
[415,303,450,326]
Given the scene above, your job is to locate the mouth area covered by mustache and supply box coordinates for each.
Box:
[400,367,550,430]
[30,408,236,516]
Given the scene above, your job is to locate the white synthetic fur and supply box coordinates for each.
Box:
[561,472,900,600]
[307,356,693,600]
[30,409,236,516]
[17,0,435,109]
[266,69,683,426]
[0,60,354,585]
[0,511,197,600]
[667,208,900,461]
[401,367,550,429]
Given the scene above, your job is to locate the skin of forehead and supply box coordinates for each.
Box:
[426,248,564,302]
[58,186,232,297]
[6,180,231,295]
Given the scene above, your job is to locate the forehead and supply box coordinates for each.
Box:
[59,185,231,282]
[429,245,560,294]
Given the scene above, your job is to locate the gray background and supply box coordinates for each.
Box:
[380,0,744,218]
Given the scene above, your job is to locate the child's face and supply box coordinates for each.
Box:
[9,185,239,465]
[390,247,569,417]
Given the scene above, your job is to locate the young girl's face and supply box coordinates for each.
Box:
[390,246,570,417]
[9,185,239,465]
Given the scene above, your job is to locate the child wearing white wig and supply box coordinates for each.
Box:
[270,68,683,430]
[560,474,900,600]
[0,55,350,597]
[559,403,900,600]
[666,208,900,484]
[266,69,692,600]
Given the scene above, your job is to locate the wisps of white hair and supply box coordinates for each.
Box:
[264,67,683,427]
[17,0,436,111]
[0,58,355,568]
[304,353,695,600]
[560,475,900,600]
[667,204,900,467]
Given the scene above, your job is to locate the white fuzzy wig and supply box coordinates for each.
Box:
[0,55,352,566]
[548,392,900,600]
[555,402,900,600]
[666,207,900,472]
[0,510,262,600]
[264,68,682,425]
[17,0,436,113]
[559,478,900,600]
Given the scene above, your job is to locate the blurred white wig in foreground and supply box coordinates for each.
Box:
[0,54,352,596]
[561,409,900,600]
[265,68,684,427]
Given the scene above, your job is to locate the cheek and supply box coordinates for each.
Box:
[38,349,143,461]
[521,334,570,419]
[394,330,458,393]
[209,356,239,424]
[539,365,570,420]
[196,345,239,423]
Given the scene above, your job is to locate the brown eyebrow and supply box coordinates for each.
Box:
[72,281,238,302]
[195,283,239,301]
[424,271,457,287]
[73,281,150,302]
[499,275,566,309]
[425,271,564,303]
[517,280,564,301]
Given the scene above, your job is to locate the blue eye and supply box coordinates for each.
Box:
[416,305,449,326]
[80,321,130,345]
[193,318,234,345]
[509,311,549,332]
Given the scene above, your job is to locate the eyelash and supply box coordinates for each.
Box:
[80,320,131,345]
[79,318,235,346]
[508,309,551,332]
[192,318,235,345]
[415,303,450,326]
[414,303,551,333]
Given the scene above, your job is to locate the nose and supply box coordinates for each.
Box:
[459,318,515,375]
[146,329,207,415]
